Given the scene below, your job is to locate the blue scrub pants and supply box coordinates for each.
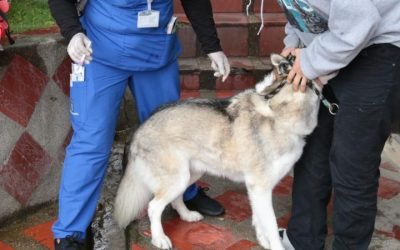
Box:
[52,59,198,240]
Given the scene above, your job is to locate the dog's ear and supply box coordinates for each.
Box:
[270,53,286,67]
[271,53,292,76]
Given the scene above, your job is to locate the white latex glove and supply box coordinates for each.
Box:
[67,32,93,64]
[207,51,230,82]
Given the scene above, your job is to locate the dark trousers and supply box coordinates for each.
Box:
[287,44,400,250]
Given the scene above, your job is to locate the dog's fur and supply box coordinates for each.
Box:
[114,54,321,250]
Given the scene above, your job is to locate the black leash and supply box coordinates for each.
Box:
[307,81,339,115]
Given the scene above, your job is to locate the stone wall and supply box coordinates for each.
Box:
[0,34,70,221]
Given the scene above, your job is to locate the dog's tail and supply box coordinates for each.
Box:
[114,157,152,228]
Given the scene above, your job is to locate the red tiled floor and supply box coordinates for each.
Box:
[273,175,293,196]
[215,191,252,222]
[23,219,56,250]
[131,244,146,250]
[52,57,72,96]
[0,241,13,250]
[393,225,400,241]
[0,132,53,204]
[378,176,400,199]
[0,55,48,127]
[226,239,257,250]
[375,229,395,238]
[163,218,237,249]
[196,180,210,188]
[277,212,291,228]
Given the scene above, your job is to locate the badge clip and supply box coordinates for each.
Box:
[137,0,160,28]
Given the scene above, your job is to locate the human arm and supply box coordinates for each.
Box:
[180,0,230,81]
[48,0,84,44]
[283,22,300,50]
[299,0,380,80]
[48,0,92,64]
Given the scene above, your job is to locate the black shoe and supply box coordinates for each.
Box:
[184,188,225,216]
[54,236,84,250]
[279,228,295,250]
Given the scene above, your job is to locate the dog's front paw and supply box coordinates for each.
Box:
[151,234,172,249]
[180,211,204,222]
[256,232,270,249]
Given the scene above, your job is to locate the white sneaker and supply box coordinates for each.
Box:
[279,228,295,250]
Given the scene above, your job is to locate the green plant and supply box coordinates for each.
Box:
[8,0,55,33]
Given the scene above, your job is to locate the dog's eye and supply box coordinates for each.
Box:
[279,63,290,75]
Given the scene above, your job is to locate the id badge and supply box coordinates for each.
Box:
[71,63,85,83]
[137,10,160,28]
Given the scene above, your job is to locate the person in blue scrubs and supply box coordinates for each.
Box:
[48,0,230,249]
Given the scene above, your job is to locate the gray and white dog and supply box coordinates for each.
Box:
[114,54,321,250]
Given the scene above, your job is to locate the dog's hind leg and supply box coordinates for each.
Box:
[148,168,194,249]
[171,171,204,222]
[246,179,284,250]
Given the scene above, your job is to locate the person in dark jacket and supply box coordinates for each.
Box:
[275,0,400,249]
[48,0,230,249]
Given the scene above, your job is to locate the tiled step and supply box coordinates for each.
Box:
[176,12,287,57]
[174,0,282,13]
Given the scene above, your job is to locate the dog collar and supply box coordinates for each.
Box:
[264,80,288,100]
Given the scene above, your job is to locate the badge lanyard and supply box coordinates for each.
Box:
[137,0,160,28]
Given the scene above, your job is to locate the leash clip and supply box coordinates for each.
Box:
[322,99,339,115]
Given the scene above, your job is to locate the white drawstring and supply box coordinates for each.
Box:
[246,0,252,16]
[246,0,265,35]
[257,0,265,35]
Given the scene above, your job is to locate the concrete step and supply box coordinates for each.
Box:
[178,56,273,98]
[176,12,287,57]
[174,0,283,13]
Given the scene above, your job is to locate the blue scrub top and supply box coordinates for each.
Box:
[81,0,181,71]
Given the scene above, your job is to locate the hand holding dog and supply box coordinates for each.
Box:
[286,48,309,92]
